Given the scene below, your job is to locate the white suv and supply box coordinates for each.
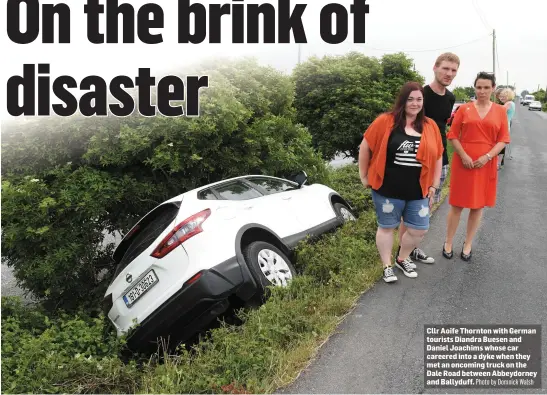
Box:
[102,172,356,352]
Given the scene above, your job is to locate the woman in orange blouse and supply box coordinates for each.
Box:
[443,72,510,261]
[359,82,443,283]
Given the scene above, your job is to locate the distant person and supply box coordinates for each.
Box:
[494,88,503,104]
[442,72,510,262]
[397,52,459,266]
[497,88,516,168]
[359,82,443,283]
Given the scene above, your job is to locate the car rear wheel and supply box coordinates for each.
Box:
[333,202,356,222]
[243,241,296,304]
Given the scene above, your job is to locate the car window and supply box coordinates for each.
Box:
[198,189,218,200]
[247,177,299,194]
[214,181,263,201]
[113,203,180,275]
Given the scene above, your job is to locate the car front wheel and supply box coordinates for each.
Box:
[333,202,357,222]
[243,241,296,304]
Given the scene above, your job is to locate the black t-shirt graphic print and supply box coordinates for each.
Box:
[375,127,424,201]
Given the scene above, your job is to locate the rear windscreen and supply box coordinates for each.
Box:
[113,203,180,277]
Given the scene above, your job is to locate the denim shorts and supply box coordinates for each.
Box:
[371,190,430,230]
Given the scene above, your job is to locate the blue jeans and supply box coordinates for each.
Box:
[371,190,430,230]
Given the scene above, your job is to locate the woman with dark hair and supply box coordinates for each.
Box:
[358,82,444,283]
[442,72,510,261]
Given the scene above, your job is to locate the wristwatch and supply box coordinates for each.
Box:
[486,153,492,161]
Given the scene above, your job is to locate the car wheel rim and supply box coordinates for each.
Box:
[340,207,356,222]
[257,249,292,286]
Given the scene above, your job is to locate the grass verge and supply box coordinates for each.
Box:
[2,162,452,394]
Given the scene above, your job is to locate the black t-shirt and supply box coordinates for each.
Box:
[375,126,424,201]
[423,85,455,166]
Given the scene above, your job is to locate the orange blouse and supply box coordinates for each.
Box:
[363,113,444,198]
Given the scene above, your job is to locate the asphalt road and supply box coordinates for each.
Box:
[281,104,547,394]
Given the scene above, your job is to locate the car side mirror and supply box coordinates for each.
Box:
[294,171,308,188]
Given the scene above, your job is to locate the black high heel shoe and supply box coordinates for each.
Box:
[461,243,472,262]
[442,242,453,259]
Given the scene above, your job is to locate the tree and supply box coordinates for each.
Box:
[452,87,469,102]
[292,52,424,161]
[521,90,530,98]
[1,58,328,312]
[463,87,476,98]
[531,89,546,103]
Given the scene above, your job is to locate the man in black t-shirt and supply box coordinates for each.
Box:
[398,53,460,265]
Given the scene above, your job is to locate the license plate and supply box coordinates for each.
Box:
[123,270,158,307]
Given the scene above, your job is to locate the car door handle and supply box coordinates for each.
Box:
[243,205,253,210]
[282,196,292,200]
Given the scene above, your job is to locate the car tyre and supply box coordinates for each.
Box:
[333,202,357,223]
[243,241,296,305]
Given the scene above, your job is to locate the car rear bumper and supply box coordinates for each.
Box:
[121,217,345,352]
[124,256,254,352]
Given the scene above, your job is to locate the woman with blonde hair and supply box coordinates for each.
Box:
[498,88,516,167]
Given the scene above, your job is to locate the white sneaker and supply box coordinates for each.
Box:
[397,246,417,268]
[411,247,435,264]
[383,266,398,283]
[395,257,418,278]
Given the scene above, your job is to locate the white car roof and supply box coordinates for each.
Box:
[163,174,298,203]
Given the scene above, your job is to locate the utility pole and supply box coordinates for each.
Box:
[506,71,509,87]
[492,29,496,75]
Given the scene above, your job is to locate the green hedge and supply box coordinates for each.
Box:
[2,164,384,394]
[1,58,329,312]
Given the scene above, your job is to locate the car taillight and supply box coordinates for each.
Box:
[151,209,211,258]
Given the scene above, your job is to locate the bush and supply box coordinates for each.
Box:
[1,296,137,394]
[1,58,328,311]
[2,165,384,395]
[293,52,424,160]
[325,163,373,214]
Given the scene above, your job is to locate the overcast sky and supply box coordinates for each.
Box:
[1,0,546,120]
